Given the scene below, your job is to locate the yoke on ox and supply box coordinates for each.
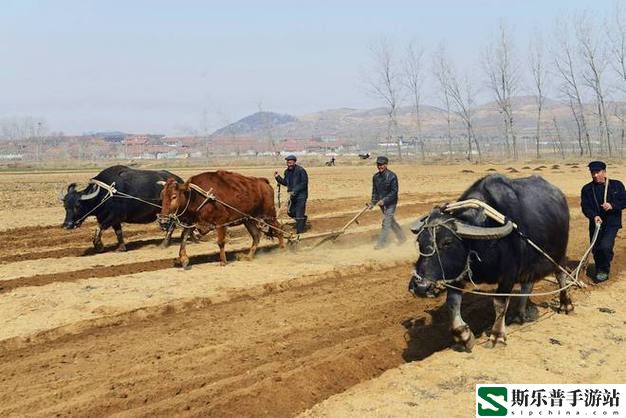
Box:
[61,165,183,252]
[159,170,285,268]
[409,174,572,351]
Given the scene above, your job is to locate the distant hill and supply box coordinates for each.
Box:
[211,111,298,137]
[208,96,623,146]
[210,105,450,143]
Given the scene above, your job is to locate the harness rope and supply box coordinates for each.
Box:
[73,179,164,225]
[412,202,600,298]
[164,182,296,241]
[437,223,599,297]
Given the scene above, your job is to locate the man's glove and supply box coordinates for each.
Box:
[367,202,374,210]
[288,191,295,198]
[376,200,384,207]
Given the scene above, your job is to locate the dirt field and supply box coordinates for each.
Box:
[0,161,624,417]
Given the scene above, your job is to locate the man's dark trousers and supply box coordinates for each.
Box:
[590,224,619,274]
[289,197,307,233]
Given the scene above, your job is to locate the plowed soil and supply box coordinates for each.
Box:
[0,162,623,417]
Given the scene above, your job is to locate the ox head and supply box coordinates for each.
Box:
[409,206,514,297]
[158,177,189,230]
[61,182,102,229]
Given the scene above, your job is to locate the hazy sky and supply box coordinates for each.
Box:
[0,0,612,135]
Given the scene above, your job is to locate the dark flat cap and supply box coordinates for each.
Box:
[376,156,389,165]
[285,154,297,161]
[588,160,606,171]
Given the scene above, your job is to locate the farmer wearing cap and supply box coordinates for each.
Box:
[581,160,626,283]
[368,155,406,249]
[275,155,309,233]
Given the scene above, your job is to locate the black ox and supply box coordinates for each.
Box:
[62,165,183,252]
[410,174,571,351]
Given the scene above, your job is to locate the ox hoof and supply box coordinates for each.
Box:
[235,253,254,262]
[116,245,127,252]
[558,303,574,314]
[453,335,475,352]
[487,332,507,348]
[452,325,475,352]
[178,258,191,270]
[159,241,170,249]
[509,304,539,325]
[94,244,105,253]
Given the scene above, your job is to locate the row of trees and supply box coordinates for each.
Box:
[367,8,626,161]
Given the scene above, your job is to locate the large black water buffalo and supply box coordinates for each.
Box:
[62,165,183,252]
[409,174,571,351]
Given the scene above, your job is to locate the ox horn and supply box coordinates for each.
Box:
[453,220,514,240]
[410,214,429,234]
[156,180,166,186]
[80,185,101,200]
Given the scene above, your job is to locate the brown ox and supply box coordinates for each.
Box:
[159,170,285,268]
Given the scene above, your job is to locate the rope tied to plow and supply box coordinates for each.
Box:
[411,199,597,298]
[73,178,166,226]
[166,182,297,242]
[72,179,118,225]
[89,178,163,209]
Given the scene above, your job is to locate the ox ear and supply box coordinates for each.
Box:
[453,220,514,240]
[59,183,75,201]
[410,214,429,234]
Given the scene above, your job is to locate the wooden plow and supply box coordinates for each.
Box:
[307,204,370,249]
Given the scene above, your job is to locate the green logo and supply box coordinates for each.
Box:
[477,386,508,416]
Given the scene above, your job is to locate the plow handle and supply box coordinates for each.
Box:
[341,204,370,232]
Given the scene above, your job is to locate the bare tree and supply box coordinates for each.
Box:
[529,30,549,158]
[612,104,626,157]
[367,36,404,159]
[553,17,592,156]
[433,49,481,161]
[34,120,47,162]
[482,21,520,159]
[432,44,455,160]
[0,115,44,141]
[552,116,566,158]
[403,39,426,160]
[577,13,612,156]
[257,102,279,157]
[567,97,586,156]
[608,2,626,93]
[201,106,212,160]
[607,3,626,156]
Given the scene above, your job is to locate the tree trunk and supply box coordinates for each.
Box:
[536,105,542,159]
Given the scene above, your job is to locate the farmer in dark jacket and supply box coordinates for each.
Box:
[368,156,406,249]
[275,155,309,233]
[581,160,626,283]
